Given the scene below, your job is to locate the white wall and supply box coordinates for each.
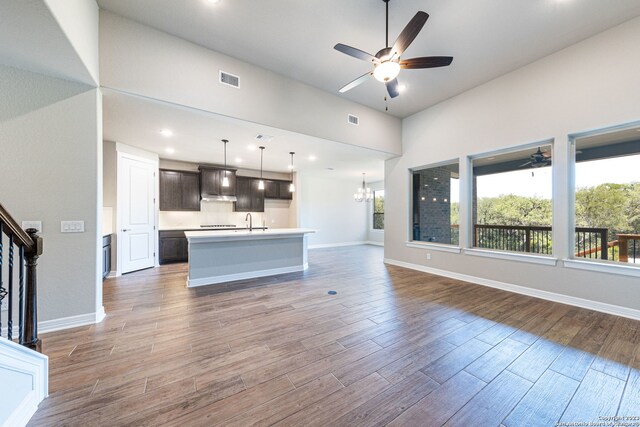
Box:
[386,17,640,313]
[367,180,384,245]
[0,65,102,323]
[44,0,99,85]
[300,174,368,247]
[99,11,402,156]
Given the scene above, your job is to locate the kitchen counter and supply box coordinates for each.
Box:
[185,228,315,287]
[159,226,268,231]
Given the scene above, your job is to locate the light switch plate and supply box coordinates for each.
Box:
[61,220,85,233]
[22,220,42,233]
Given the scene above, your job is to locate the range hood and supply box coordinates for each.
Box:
[201,195,237,202]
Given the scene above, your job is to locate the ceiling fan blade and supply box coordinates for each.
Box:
[519,161,533,167]
[339,72,372,93]
[334,43,379,64]
[386,78,400,98]
[400,56,453,69]
[391,11,429,57]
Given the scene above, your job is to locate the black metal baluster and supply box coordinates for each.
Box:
[8,234,14,341]
[19,245,24,342]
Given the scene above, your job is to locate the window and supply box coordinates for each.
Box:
[373,190,384,230]
[471,143,553,255]
[411,162,460,245]
[573,129,640,266]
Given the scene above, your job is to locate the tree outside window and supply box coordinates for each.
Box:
[373,190,384,230]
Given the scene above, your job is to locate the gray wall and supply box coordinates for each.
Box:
[99,11,402,156]
[0,64,101,322]
[386,16,640,312]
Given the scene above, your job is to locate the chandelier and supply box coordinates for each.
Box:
[354,173,372,202]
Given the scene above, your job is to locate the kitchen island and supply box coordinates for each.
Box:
[184,228,315,287]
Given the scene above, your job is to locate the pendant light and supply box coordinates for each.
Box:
[289,152,295,193]
[221,139,230,187]
[354,173,372,202]
[258,146,265,190]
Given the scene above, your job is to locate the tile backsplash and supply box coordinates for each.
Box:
[159,199,292,230]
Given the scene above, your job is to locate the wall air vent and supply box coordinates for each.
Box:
[219,70,240,88]
[347,114,359,125]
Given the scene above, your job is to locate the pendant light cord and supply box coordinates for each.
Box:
[385,0,389,48]
[259,146,265,179]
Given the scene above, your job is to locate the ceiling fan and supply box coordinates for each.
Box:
[520,147,552,168]
[334,0,453,98]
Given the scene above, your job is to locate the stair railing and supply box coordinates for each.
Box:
[0,203,43,352]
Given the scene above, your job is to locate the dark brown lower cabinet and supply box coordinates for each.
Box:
[102,234,112,279]
[159,231,188,264]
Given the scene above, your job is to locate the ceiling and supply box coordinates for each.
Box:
[0,0,95,85]
[97,0,640,118]
[102,89,390,181]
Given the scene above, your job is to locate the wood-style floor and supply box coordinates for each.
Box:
[30,246,640,426]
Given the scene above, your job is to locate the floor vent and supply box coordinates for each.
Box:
[219,70,240,88]
[348,114,359,125]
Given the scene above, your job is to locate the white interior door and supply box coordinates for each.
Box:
[119,155,156,274]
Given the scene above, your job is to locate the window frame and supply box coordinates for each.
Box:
[372,189,385,231]
[408,159,461,248]
[467,139,556,259]
[565,122,640,276]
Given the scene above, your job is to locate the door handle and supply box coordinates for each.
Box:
[122,229,131,232]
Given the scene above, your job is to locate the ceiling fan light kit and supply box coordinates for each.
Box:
[334,0,453,102]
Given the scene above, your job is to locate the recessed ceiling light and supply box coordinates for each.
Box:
[160,129,173,137]
[165,147,175,154]
[398,84,407,92]
[247,144,257,151]
[309,155,317,161]
[235,157,242,163]
[434,177,438,180]
[206,0,220,4]
[487,157,496,160]
[288,165,294,170]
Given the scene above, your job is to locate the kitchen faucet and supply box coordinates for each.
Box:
[245,213,253,231]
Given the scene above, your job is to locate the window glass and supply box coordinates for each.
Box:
[472,144,553,254]
[373,190,385,230]
[411,162,460,245]
[574,130,640,266]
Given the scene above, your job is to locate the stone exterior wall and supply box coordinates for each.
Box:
[417,167,452,243]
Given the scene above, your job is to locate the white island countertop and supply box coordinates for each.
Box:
[185,228,315,242]
[185,228,315,287]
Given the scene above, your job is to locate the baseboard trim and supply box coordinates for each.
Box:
[383,258,640,321]
[309,241,367,249]
[39,309,105,334]
[187,263,309,287]
[366,241,384,247]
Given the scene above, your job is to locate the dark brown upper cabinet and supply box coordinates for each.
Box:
[263,180,279,199]
[199,166,237,199]
[277,181,293,200]
[261,179,294,200]
[234,177,264,212]
[159,169,201,211]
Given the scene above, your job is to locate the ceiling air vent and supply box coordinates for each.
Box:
[347,114,359,126]
[255,134,273,142]
[219,70,240,88]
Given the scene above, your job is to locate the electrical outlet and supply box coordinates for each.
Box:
[426,253,432,260]
[1,299,7,312]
